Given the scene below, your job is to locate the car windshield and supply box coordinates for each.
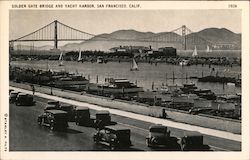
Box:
[61,106,73,111]
[48,101,58,105]
[150,127,166,133]
[77,110,89,114]
[115,130,130,141]
[18,95,26,98]
[10,93,18,97]
[96,114,109,119]
[46,106,56,110]
[186,136,203,145]
[54,114,67,121]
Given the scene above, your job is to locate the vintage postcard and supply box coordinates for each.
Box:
[0,1,249,160]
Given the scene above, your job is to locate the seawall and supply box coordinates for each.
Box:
[10,81,241,134]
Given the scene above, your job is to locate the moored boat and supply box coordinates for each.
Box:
[180,83,198,93]
[193,89,216,100]
[53,75,89,91]
[179,59,190,66]
[90,78,143,98]
[97,56,104,63]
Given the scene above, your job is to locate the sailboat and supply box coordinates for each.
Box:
[58,52,64,66]
[130,58,139,71]
[192,46,198,57]
[77,48,82,62]
[206,45,212,53]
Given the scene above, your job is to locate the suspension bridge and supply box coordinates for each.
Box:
[9,20,215,51]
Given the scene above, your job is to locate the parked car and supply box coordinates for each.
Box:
[180,131,211,151]
[75,106,91,126]
[94,110,111,128]
[9,89,14,95]
[93,125,132,150]
[59,104,75,121]
[9,91,20,103]
[15,93,35,106]
[37,110,68,131]
[146,124,180,150]
[44,100,60,110]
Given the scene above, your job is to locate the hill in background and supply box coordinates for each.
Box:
[14,27,241,52]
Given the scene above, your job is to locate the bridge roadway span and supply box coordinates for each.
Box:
[10,86,241,150]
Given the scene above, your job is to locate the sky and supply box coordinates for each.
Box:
[10,9,241,41]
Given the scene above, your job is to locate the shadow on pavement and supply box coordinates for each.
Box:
[65,128,83,134]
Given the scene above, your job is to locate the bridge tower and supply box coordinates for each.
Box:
[182,25,187,50]
[54,20,58,49]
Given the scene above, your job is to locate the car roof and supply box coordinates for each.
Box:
[11,91,20,94]
[18,93,27,96]
[75,106,89,110]
[46,110,67,114]
[183,131,202,137]
[45,104,57,108]
[60,104,73,107]
[47,100,59,103]
[104,125,130,131]
[96,110,109,114]
[149,124,167,130]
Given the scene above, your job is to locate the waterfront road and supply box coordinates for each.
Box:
[10,88,241,151]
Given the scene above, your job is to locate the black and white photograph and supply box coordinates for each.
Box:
[1,1,250,160]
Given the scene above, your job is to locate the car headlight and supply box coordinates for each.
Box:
[152,137,158,143]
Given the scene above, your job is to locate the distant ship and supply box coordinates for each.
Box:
[58,52,64,66]
[130,58,139,71]
[192,46,198,57]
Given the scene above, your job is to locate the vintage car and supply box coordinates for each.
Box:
[37,110,68,131]
[44,100,60,110]
[9,91,20,103]
[59,104,75,121]
[180,131,211,151]
[75,106,91,126]
[93,125,132,150]
[146,124,180,150]
[9,89,14,95]
[15,93,35,106]
[94,110,111,128]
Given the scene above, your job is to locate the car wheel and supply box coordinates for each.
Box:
[93,136,99,143]
[38,119,41,125]
[109,143,115,151]
[50,124,54,131]
[146,139,150,147]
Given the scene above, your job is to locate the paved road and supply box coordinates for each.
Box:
[10,95,241,151]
